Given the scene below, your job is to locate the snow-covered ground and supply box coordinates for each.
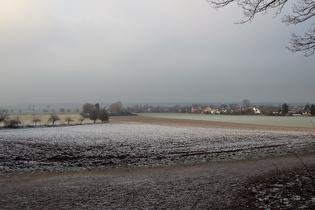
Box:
[1,122,314,174]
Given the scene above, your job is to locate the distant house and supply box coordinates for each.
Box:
[302,105,311,116]
[191,106,203,113]
[288,107,302,115]
[230,106,241,114]
[202,107,211,114]
[303,111,310,115]
[250,106,261,114]
[144,109,150,113]
[211,106,221,114]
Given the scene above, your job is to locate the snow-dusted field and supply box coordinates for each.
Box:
[1,121,314,174]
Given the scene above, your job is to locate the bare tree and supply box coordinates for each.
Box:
[131,104,141,113]
[64,116,74,125]
[281,103,289,115]
[31,115,41,126]
[109,101,123,114]
[208,0,315,56]
[48,114,60,125]
[89,107,98,123]
[7,118,21,128]
[81,103,94,117]
[78,116,85,124]
[0,109,10,125]
[98,108,109,122]
[242,99,251,108]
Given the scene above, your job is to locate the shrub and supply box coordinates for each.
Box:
[6,118,21,128]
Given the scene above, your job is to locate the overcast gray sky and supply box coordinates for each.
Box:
[1,0,314,106]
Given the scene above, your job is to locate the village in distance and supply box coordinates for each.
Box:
[1,99,315,129]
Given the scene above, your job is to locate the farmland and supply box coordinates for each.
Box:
[1,116,315,209]
[138,113,315,128]
[1,116,314,174]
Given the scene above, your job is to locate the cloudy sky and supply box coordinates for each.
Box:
[1,0,314,106]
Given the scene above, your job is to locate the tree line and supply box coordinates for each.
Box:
[81,103,109,123]
[1,100,314,129]
[0,110,88,128]
[0,101,133,128]
[80,101,135,123]
[124,100,315,116]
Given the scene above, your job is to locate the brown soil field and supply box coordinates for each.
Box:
[1,115,314,209]
[110,115,315,131]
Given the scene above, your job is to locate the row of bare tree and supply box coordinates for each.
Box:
[81,103,109,123]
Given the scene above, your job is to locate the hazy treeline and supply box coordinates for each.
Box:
[1,100,314,129]
[125,101,315,116]
[0,101,131,128]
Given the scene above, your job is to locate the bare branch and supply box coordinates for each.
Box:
[208,0,288,23]
[287,25,315,56]
[283,0,315,25]
[207,0,315,56]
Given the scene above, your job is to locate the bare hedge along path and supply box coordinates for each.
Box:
[1,116,314,209]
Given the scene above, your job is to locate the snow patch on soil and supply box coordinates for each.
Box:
[1,122,314,174]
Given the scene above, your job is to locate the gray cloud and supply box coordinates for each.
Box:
[0,0,314,105]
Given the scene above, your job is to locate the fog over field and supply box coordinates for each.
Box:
[0,0,314,106]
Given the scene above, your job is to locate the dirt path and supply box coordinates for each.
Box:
[0,153,314,209]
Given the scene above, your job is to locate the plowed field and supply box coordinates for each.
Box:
[0,116,314,209]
